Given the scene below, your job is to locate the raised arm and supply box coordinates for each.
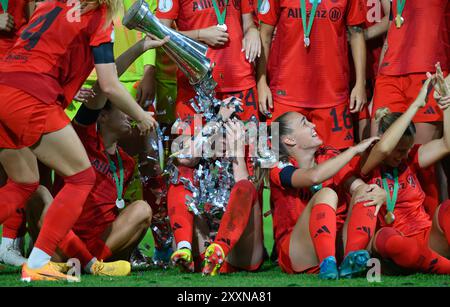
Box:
[289,137,379,189]
[417,67,450,168]
[361,76,433,175]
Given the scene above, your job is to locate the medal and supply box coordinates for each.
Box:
[304,36,310,48]
[300,0,319,49]
[217,23,227,31]
[212,0,229,33]
[395,14,404,28]
[395,0,406,29]
[382,167,399,225]
[116,198,125,209]
[106,148,126,210]
[384,211,395,225]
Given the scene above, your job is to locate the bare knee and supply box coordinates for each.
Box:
[312,187,338,210]
[130,200,153,227]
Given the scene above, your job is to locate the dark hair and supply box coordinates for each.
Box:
[375,107,416,137]
[271,112,296,161]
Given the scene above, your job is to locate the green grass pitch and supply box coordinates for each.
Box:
[0,189,449,287]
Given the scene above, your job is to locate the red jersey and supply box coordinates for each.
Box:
[0,1,113,107]
[362,145,432,237]
[258,0,365,108]
[379,0,449,76]
[156,0,255,92]
[72,122,136,229]
[269,146,359,249]
[0,0,31,56]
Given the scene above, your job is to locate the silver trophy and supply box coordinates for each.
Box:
[123,0,219,117]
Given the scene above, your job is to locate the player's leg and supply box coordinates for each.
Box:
[202,180,262,275]
[0,148,40,266]
[167,165,196,271]
[340,195,377,278]
[428,201,450,258]
[288,187,339,279]
[22,123,95,281]
[373,227,450,274]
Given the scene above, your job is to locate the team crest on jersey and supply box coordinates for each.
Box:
[407,175,416,188]
[159,0,173,13]
[259,0,270,14]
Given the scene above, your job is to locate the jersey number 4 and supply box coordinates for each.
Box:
[20,7,63,51]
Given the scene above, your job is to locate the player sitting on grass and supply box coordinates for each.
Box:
[344,67,450,275]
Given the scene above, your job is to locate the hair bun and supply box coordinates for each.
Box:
[374,107,391,123]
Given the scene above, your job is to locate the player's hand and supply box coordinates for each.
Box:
[136,67,156,108]
[352,136,380,154]
[242,27,261,63]
[73,87,95,103]
[257,80,273,118]
[414,75,435,108]
[349,83,367,113]
[430,62,449,98]
[225,118,246,158]
[141,34,170,51]
[354,184,386,216]
[199,26,229,47]
[136,111,158,135]
[0,13,14,32]
[219,96,243,122]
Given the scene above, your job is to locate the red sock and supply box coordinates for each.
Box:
[214,180,258,256]
[344,202,377,256]
[438,201,450,246]
[34,167,96,255]
[418,166,440,217]
[58,231,94,267]
[89,238,113,260]
[375,227,450,274]
[3,209,27,239]
[167,166,195,248]
[0,180,38,225]
[309,203,337,263]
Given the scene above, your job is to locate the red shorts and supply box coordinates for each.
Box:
[277,234,320,275]
[0,84,70,149]
[269,102,354,149]
[175,85,259,126]
[372,73,446,123]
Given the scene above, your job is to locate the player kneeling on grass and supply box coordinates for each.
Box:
[269,112,385,279]
[168,116,265,276]
[343,67,450,276]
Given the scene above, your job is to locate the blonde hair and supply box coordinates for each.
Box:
[85,0,123,26]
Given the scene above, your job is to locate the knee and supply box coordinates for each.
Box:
[131,200,153,226]
[65,166,96,188]
[313,187,338,210]
[437,201,450,230]
[373,227,402,257]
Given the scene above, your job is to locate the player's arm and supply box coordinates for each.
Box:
[284,138,379,189]
[241,13,261,63]
[159,18,229,47]
[361,77,433,175]
[256,22,275,117]
[364,0,390,40]
[93,43,157,135]
[417,68,450,168]
[348,24,367,113]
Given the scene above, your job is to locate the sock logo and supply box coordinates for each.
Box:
[316,212,326,220]
[172,223,182,231]
[356,226,372,238]
[427,258,439,273]
[314,225,331,238]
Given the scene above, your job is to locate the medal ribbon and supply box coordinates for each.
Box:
[0,0,8,12]
[396,0,406,18]
[211,0,229,25]
[382,168,399,214]
[106,149,124,203]
[300,0,320,43]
